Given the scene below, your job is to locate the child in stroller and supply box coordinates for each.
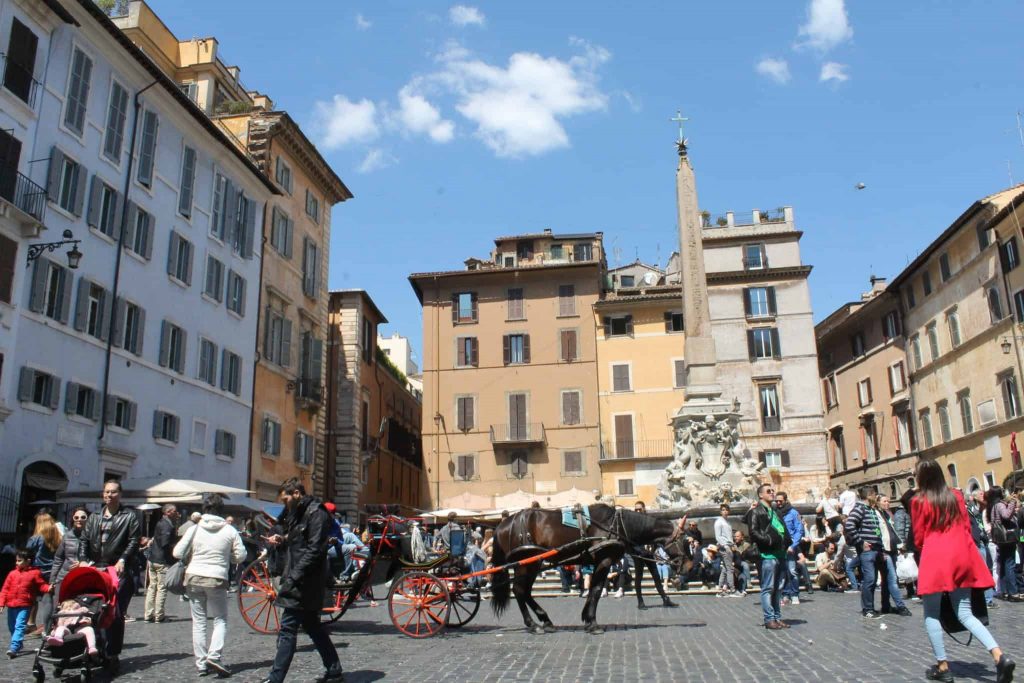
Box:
[45,596,100,656]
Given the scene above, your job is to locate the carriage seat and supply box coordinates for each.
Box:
[399,554,451,570]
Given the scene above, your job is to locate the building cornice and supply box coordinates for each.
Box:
[408,261,602,303]
[702,230,803,246]
[705,265,812,285]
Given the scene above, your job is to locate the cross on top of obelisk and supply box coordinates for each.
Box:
[671,109,689,155]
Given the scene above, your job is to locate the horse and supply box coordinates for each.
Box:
[490,504,692,634]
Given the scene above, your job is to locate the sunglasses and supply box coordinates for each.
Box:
[73,516,87,521]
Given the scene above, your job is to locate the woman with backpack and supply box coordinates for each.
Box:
[986,487,1021,601]
[911,460,1015,683]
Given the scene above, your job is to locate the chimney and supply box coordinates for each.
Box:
[543,228,552,235]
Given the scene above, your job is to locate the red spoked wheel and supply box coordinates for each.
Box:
[238,560,280,634]
[445,584,481,628]
[388,571,450,638]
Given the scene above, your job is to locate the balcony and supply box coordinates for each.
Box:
[490,423,545,444]
[294,378,322,406]
[0,165,46,230]
[1,53,41,109]
[600,439,673,460]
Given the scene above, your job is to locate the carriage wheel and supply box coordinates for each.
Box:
[446,584,481,628]
[326,554,370,623]
[238,560,280,634]
[388,571,450,638]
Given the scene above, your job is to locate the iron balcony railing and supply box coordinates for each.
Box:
[490,422,545,444]
[296,378,323,404]
[600,439,674,460]
[743,257,768,270]
[759,208,787,224]
[0,165,46,223]
[1,53,41,109]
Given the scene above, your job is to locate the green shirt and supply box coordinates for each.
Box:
[761,502,786,560]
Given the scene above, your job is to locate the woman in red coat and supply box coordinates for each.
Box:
[910,460,1014,683]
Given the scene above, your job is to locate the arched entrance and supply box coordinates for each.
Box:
[16,461,69,538]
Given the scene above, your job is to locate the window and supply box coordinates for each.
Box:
[895,411,912,453]
[888,361,906,394]
[220,349,242,395]
[617,479,635,496]
[167,232,193,286]
[674,359,686,389]
[947,463,959,489]
[984,471,996,489]
[507,288,524,319]
[613,414,634,458]
[977,222,992,250]
[153,410,180,443]
[937,402,952,443]
[87,177,121,238]
[198,338,217,385]
[204,256,225,302]
[977,399,997,427]
[882,311,901,340]
[361,317,374,364]
[64,47,93,136]
[231,191,255,257]
[16,366,58,409]
[603,315,633,337]
[759,384,780,431]
[159,321,186,373]
[261,418,281,455]
[763,450,783,468]
[958,390,974,435]
[27,258,71,323]
[905,285,916,310]
[74,280,109,340]
[361,400,370,451]
[107,396,136,431]
[857,378,873,407]
[1016,290,1024,322]
[274,156,292,193]
[988,287,1004,323]
[210,173,229,240]
[270,207,294,258]
[125,204,153,260]
[178,145,196,217]
[298,236,318,296]
[665,311,684,332]
[911,335,923,370]
[850,333,866,358]
[946,309,962,349]
[563,450,584,475]
[926,323,940,361]
[1000,372,1021,419]
[939,252,952,282]
[101,81,129,162]
[748,328,781,360]
[619,275,635,287]
[922,272,932,297]
[558,284,576,316]
[745,287,776,318]
[119,301,144,355]
[305,189,320,223]
[561,390,581,425]
[455,336,478,367]
[135,109,158,186]
[456,396,474,431]
[453,292,477,323]
[504,334,529,364]
[178,81,197,101]
[611,363,631,392]
[226,271,246,316]
[831,429,847,472]
[455,454,476,481]
[573,243,592,261]
[214,429,236,458]
[264,309,291,367]
[863,419,878,461]
[550,244,564,260]
[297,332,324,400]
[823,375,838,408]
[559,329,578,362]
[46,149,83,215]
[294,432,313,465]
[3,19,37,105]
[919,409,934,449]
[743,243,766,269]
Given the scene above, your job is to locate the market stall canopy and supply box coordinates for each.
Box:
[57,478,251,505]
[440,491,493,511]
[421,507,482,520]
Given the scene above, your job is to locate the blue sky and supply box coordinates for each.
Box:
[150,0,1024,361]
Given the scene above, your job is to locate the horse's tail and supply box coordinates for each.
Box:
[490,534,511,618]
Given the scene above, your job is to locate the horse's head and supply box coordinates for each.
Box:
[659,532,694,578]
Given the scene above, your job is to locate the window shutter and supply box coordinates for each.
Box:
[46,147,64,199]
[98,288,112,341]
[457,339,466,366]
[86,175,102,228]
[867,379,873,403]
[126,402,137,431]
[220,349,229,390]
[560,330,571,361]
[887,366,895,396]
[780,450,791,467]
[184,240,193,286]
[625,315,633,335]
[111,190,124,240]
[159,320,170,367]
[270,207,280,247]
[470,337,479,367]
[503,335,510,365]
[603,316,611,337]
[294,432,302,463]
[747,330,756,361]
[104,395,116,425]
[311,338,324,384]
[27,258,47,312]
[281,319,292,367]
[236,274,247,317]
[743,289,752,316]
[70,164,86,216]
[123,202,138,248]
[770,329,781,359]
[470,292,478,321]
[152,410,163,438]
[261,419,270,453]
[64,382,79,414]
[523,334,531,363]
[675,360,685,388]
[58,269,72,324]
[176,330,187,373]
[758,451,766,465]
[451,294,459,324]
[284,217,294,258]
[242,199,256,259]
[137,110,158,185]
[17,367,33,402]
[465,397,474,430]
[73,278,90,331]
[263,308,273,360]
[135,306,146,354]
[166,232,178,277]
[766,287,777,315]
[47,376,60,410]
[664,311,672,332]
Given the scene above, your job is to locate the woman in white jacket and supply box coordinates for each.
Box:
[173,494,246,677]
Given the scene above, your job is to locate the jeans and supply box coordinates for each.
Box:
[36,591,53,629]
[106,570,134,656]
[657,564,670,582]
[266,608,341,683]
[976,543,996,604]
[783,552,799,597]
[759,557,784,624]
[187,578,229,672]
[144,562,169,620]
[737,561,751,592]
[859,550,880,612]
[879,552,906,611]
[5,606,29,654]
[341,544,360,575]
[923,588,999,662]
[558,566,574,592]
[845,555,861,590]
[718,546,735,590]
[996,544,1019,596]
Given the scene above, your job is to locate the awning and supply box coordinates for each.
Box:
[57,477,251,506]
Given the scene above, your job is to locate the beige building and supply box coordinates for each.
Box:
[411,230,605,510]
[816,278,916,496]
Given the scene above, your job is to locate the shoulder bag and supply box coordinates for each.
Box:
[164,526,197,596]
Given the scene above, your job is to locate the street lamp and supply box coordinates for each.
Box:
[1002,337,1013,355]
[26,229,83,270]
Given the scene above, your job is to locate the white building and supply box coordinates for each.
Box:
[0,0,277,535]
[377,332,422,396]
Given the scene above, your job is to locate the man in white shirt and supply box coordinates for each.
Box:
[838,486,858,517]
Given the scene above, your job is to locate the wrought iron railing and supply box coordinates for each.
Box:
[600,439,673,460]
[759,208,786,223]
[0,165,46,222]
[490,423,545,443]
[1,53,41,109]
[743,257,768,270]
[296,378,323,404]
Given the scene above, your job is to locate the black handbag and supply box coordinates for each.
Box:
[939,588,989,645]
[164,527,196,596]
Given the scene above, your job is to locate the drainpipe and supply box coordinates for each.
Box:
[433,276,441,507]
[325,298,336,502]
[99,80,159,439]
[246,203,269,496]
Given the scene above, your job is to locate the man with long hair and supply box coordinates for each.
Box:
[910,460,1014,683]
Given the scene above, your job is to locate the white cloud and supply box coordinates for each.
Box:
[819,61,849,83]
[619,90,642,113]
[311,95,380,149]
[449,5,485,27]
[355,14,372,30]
[358,148,396,173]
[392,86,455,143]
[797,0,853,51]
[431,38,610,157]
[755,57,791,84]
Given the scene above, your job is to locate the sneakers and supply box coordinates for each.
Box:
[844,589,860,594]
[926,665,954,682]
[863,610,881,619]
[613,589,623,599]
[206,660,231,678]
[996,654,1015,683]
[6,650,16,659]
[790,596,800,605]
[893,606,912,617]
[781,597,791,606]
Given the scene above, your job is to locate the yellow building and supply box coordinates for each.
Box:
[594,285,685,505]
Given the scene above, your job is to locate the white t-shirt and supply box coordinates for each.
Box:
[838,490,857,516]
[819,497,840,519]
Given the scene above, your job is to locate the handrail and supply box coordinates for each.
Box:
[0,165,46,222]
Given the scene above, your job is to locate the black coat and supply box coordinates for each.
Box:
[276,496,331,611]
[747,502,790,556]
[147,517,177,566]
[78,506,141,568]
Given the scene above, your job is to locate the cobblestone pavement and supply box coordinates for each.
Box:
[5,590,1023,683]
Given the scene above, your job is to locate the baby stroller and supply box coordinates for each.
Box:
[30,566,118,682]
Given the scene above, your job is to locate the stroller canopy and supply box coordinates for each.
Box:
[58,566,117,603]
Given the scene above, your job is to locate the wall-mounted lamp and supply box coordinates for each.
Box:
[27,229,82,270]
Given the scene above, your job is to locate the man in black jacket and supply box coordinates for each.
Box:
[78,479,141,670]
[746,482,791,630]
[143,504,178,623]
[260,478,343,683]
